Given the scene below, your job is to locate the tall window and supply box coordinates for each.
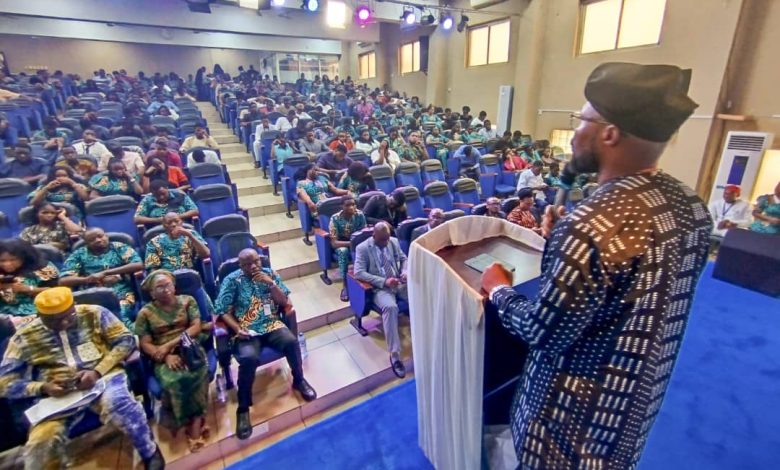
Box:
[579,0,667,54]
[399,41,420,75]
[550,129,575,155]
[359,52,376,79]
[467,20,510,67]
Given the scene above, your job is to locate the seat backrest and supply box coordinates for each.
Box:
[356,190,384,210]
[479,154,501,173]
[420,159,445,184]
[217,232,257,266]
[260,130,280,142]
[201,213,249,259]
[349,227,374,253]
[347,150,370,166]
[452,178,480,204]
[73,287,121,317]
[398,186,425,219]
[192,183,236,221]
[84,195,140,246]
[316,196,344,228]
[444,209,466,220]
[423,181,453,211]
[471,203,487,216]
[188,162,226,188]
[173,269,213,324]
[369,165,396,194]
[281,155,310,172]
[501,197,520,214]
[0,178,33,231]
[34,244,64,268]
[395,162,423,193]
[109,136,144,148]
[396,217,428,254]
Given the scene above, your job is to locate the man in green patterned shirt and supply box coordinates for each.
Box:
[145,212,210,271]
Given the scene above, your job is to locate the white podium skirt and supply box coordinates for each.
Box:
[408,216,544,470]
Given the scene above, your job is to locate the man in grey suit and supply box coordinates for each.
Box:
[353,222,408,378]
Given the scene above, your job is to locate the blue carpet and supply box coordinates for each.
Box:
[227,379,433,470]
[232,263,780,470]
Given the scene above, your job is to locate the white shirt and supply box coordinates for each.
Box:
[296,111,312,120]
[479,127,497,140]
[355,140,379,154]
[187,151,221,167]
[320,104,333,113]
[370,149,401,172]
[708,198,752,236]
[470,117,484,127]
[516,169,546,200]
[98,150,145,176]
[73,141,110,158]
[254,123,279,142]
[275,117,293,132]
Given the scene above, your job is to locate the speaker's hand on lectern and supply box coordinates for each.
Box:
[481,263,513,296]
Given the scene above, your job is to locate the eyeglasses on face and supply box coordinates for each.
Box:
[569,112,614,129]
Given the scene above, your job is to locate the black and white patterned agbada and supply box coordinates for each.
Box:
[491,171,712,469]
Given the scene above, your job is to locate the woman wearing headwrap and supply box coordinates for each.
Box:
[749,180,780,235]
[135,270,209,452]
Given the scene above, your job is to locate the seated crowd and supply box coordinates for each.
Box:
[0,64,777,470]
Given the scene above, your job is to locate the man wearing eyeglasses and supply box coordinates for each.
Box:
[481,63,713,469]
[0,287,164,470]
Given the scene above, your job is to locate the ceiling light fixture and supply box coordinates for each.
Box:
[440,13,453,30]
[271,0,285,7]
[301,0,318,11]
[400,8,416,26]
[355,5,372,26]
[457,14,469,33]
[420,12,435,26]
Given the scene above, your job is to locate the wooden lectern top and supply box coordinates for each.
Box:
[435,235,542,296]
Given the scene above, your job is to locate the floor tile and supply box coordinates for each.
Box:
[68,430,123,469]
[220,422,306,467]
[265,238,318,270]
[301,341,366,396]
[302,393,372,427]
[330,317,359,340]
[339,332,392,376]
[238,192,283,209]
[302,324,339,351]
[250,212,300,239]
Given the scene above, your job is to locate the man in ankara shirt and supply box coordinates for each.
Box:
[481,63,712,469]
[0,287,164,470]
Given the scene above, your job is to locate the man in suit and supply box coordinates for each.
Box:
[410,208,445,243]
[353,222,408,378]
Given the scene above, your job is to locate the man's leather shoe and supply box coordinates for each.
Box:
[293,378,317,402]
[236,410,252,440]
[143,446,165,470]
[391,358,406,378]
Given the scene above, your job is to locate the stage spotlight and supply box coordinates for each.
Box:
[440,13,454,30]
[457,14,469,32]
[356,4,372,24]
[271,0,285,6]
[301,0,318,11]
[400,9,416,26]
[421,12,435,26]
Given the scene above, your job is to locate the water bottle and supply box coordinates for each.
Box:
[215,372,227,403]
[298,332,308,359]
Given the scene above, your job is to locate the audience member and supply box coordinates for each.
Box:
[145,213,210,271]
[516,160,548,201]
[71,130,110,159]
[354,129,379,154]
[316,145,353,179]
[0,239,60,320]
[297,130,328,159]
[484,197,506,219]
[29,166,89,209]
[100,143,145,177]
[353,222,408,378]
[88,157,144,199]
[146,139,184,168]
[55,145,98,179]
[749,180,780,235]
[271,135,295,172]
[296,163,348,213]
[142,157,190,192]
[363,190,407,227]
[215,249,317,440]
[479,119,498,140]
[328,131,354,151]
[425,127,449,164]
[147,94,179,114]
[31,117,67,152]
[0,286,164,470]
[19,203,82,252]
[411,208,445,242]
[507,188,541,234]
[135,180,199,226]
[709,184,752,237]
[179,126,219,153]
[338,161,376,197]
[503,148,529,172]
[328,195,367,301]
[370,139,401,172]
[0,144,48,185]
[136,270,209,452]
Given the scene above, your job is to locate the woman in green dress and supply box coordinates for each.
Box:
[425,126,450,165]
[88,157,144,199]
[29,166,90,214]
[136,270,209,452]
[749,180,780,235]
[0,239,59,322]
[19,202,84,252]
[134,179,199,227]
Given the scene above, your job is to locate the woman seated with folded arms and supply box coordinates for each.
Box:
[135,180,199,227]
[135,270,209,452]
[295,163,348,214]
[503,148,530,173]
[142,156,190,192]
[29,166,90,211]
[338,162,376,198]
[507,188,541,235]
[88,157,144,199]
[19,203,83,252]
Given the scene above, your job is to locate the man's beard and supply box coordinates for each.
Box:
[571,150,600,174]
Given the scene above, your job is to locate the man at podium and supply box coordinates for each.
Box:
[481,63,713,469]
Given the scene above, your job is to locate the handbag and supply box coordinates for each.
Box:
[179,331,206,370]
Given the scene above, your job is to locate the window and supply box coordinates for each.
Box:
[467,20,510,67]
[359,52,376,79]
[579,0,666,54]
[399,41,420,75]
[326,0,347,29]
[550,129,575,155]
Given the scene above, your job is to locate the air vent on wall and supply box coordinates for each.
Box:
[726,134,769,152]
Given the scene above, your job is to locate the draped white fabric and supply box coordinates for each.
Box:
[408,216,544,470]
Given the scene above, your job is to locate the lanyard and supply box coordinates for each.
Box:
[721,203,734,218]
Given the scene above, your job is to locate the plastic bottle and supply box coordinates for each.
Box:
[215,372,227,403]
[298,332,308,359]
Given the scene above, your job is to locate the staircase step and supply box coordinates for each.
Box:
[285,273,354,330]
[239,192,286,216]
[235,176,273,196]
[220,142,245,153]
[227,163,265,180]
[209,129,233,138]
[264,237,320,280]
[251,212,303,244]
[221,153,255,165]
[215,135,240,145]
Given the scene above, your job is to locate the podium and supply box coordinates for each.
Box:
[713,228,780,297]
[408,216,544,470]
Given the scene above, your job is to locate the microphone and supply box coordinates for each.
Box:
[553,161,578,208]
